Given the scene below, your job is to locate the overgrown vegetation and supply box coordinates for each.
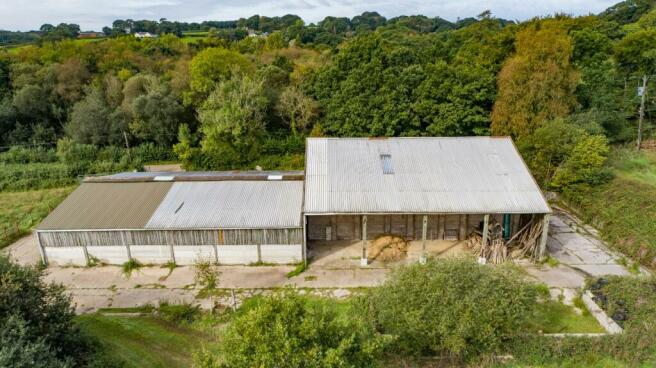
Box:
[121,258,143,278]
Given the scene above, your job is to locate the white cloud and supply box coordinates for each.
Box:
[0,0,618,31]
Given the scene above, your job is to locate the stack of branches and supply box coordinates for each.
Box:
[466,223,508,264]
[465,217,544,264]
[507,217,544,261]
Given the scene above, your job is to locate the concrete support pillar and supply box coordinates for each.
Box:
[82,243,90,266]
[361,215,368,266]
[539,214,551,260]
[420,215,428,264]
[482,214,490,247]
[36,232,48,266]
[121,232,131,260]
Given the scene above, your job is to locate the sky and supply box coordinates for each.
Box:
[0,0,620,31]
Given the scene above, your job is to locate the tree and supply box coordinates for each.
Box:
[207,291,388,368]
[276,85,318,134]
[518,119,610,190]
[66,87,125,145]
[53,58,90,104]
[198,76,268,168]
[491,24,580,138]
[187,47,254,104]
[367,258,538,358]
[0,255,93,367]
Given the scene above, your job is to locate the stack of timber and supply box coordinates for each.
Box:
[465,217,544,264]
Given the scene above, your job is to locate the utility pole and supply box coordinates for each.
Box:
[637,75,648,151]
[123,131,132,162]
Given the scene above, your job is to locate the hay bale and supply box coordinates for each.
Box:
[368,235,408,262]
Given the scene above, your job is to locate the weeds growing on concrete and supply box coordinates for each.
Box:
[122,258,142,278]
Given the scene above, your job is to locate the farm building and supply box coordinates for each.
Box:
[37,137,551,266]
[36,171,304,266]
[303,137,552,265]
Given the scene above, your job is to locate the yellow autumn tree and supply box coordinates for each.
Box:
[491,23,580,138]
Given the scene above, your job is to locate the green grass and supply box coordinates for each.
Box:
[77,314,218,368]
[524,301,604,334]
[0,186,76,249]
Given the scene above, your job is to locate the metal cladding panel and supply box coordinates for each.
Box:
[146,181,304,229]
[38,182,173,230]
[304,137,551,215]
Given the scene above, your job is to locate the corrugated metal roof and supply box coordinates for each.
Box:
[145,181,303,229]
[38,182,173,230]
[304,137,551,215]
[88,170,304,182]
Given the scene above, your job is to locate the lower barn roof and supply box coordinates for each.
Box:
[145,181,304,229]
[38,182,173,230]
[38,179,305,231]
[304,137,551,215]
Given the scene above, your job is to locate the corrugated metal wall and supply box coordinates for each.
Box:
[39,228,303,247]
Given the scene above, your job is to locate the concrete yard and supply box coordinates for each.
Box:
[2,209,641,313]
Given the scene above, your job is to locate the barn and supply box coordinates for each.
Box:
[36,171,304,266]
[303,137,552,265]
[37,137,551,267]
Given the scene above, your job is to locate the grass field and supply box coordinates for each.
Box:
[0,186,75,249]
[563,147,656,269]
[77,313,221,368]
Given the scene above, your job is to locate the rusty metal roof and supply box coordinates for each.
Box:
[37,182,173,230]
[304,137,551,215]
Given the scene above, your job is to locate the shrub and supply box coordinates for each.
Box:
[121,258,142,278]
[214,291,390,368]
[367,258,538,359]
[0,255,93,366]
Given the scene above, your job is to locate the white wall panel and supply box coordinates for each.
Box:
[130,245,172,264]
[260,244,302,264]
[44,247,86,266]
[217,245,258,264]
[172,245,215,265]
[88,246,129,264]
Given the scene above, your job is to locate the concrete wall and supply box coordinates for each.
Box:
[42,236,303,266]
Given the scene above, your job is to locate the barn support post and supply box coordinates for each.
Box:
[420,215,428,264]
[166,233,176,264]
[458,214,467,240]
[81,243,90,266]
[538,214,551,261]
[302,216,308,265]
[361,215,368,267]
[121,232,131,260]
[36,231,48,266]
[438,215,445,240]
[482,214,490,247]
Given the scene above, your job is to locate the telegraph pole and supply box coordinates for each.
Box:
[637,75,648,151]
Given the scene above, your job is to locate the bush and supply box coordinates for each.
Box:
[367,258,538,359]
[0,146,57,164]
[213,291,390,368]
[0,255,93,366]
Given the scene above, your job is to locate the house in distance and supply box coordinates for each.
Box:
[36,137,551,266]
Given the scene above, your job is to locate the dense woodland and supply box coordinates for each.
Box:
[1,2,655,190]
